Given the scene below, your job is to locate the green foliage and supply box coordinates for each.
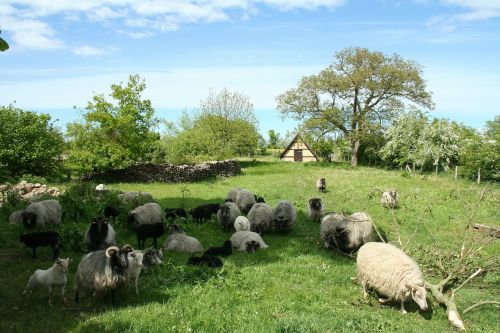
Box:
[58,182,101,223]
[268,129,281,149]
[0,30,8,52]
[66,74,159,173]
[458,127,499,182]
[0,104,65,179]
[277,46,434,166]
[59,223,85,253]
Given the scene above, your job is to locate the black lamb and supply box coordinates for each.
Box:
[103,206,120,221]
[189,204,220,223]
[19,231,61,259]
[203,240,232,257]
[135,223,165,249]
[187,255,223,268]
[164,208,188,221]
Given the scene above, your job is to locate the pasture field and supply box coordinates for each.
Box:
[0,160,498,333]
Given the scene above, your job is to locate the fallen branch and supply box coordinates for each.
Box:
[463,301,500,314]
[426,282,465,331]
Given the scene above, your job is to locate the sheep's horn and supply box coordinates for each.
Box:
[105,246,120,258]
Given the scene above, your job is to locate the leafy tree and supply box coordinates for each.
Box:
[485,115,500,141]
[66,74,159,173]
[0,104,65,178]
[276,47,434,166]
[380,109,429,168]
[267,129,281,149]
[0,30,9,52]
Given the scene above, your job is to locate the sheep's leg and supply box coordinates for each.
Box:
[361,281,368,299]
[135,277,139,295]
[61,284,67,304]
[400,300,407,314]
[48,286,53,306]
[378,298,390,304]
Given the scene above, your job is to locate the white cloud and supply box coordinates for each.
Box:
[72,45,117,57]
[427,0,500,31]
[0,15,64,50]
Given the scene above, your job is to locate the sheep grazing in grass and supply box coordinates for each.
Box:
[273,200,296,233]
[135,222,164,249]
[236,189,257,214]
[230,231,268,253]
[125,250,145,295]
[381,189,398,209]
[103,206,120,222]
[118,191,154,207]
[308,198,323,223]
[20,231,61,259]
[142,248,163,267]
[23,258,70,305]
[316,178,326,192]
[357,242,428,314]
[247,203,273,234]
[128,202,164,229]
[234,216,251,232]
[164,224,203,254]
[187,255,223,268]
[164,207,188,221]
[320,212,377,253]
[9,210,23,224]
[217,202,241,232]
[74,245,133,304]
[203,240,232,257]
[190,204,220,223]
[84,216,116,252]
[21,199,62,228]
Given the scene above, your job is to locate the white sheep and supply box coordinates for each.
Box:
[247,203,273,234]
[21,199,62,228]
[23,258,70,305]
[230,231,268,253]
[234,216,251,232]
[357,242,428,313]
[125,250,145,295]
[128,202,163,229]
[9,210,24,224]
[164,225,203,254]
[381,189,398,208]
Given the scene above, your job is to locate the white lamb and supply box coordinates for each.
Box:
[125,250,145,295]
[234,216,251,232]
[23,258,70,305]
[356,242,428,314]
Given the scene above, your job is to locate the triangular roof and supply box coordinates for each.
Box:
[279,133,319,160]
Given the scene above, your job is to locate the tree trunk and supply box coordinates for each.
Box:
[351,140,360,167]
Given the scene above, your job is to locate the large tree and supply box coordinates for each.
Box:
[66,74,159,173]
[276,47,434,166]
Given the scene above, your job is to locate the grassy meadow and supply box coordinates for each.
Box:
[0,159,498,333]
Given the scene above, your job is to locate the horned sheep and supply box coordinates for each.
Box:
[357,242,428,313]
[247,203,273,234]
[21,199,62,228]
[23,258,70,305]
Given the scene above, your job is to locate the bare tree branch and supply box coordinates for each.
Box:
[463,301,500,314]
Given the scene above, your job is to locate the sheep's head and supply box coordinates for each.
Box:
[106,245,133,271]
[91,216,108,233]
[168,224,185,234]
[256,196,265,203]
[142,248,163,266]
[388,189,397,199]
[127,212,138,226]
[21,211,37,228]
[309,198,322,211]
[245,240,260,253]
[408,283,428,311]
[224,198,234,203]
[187,255,199,265]
[220,205,231,218]
[55,258,70,273]
[128,251,144,268]
[243,203,254,214]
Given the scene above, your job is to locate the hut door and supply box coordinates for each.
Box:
[294,149,303,162]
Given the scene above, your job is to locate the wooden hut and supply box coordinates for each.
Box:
[280,134,318,162]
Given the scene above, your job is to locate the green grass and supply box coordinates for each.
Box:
[0,160,498,333]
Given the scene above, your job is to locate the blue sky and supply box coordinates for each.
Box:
[1,0,499,136]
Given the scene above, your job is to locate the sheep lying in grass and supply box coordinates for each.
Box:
[84,216,116,251]
[307,198,323,223]
[142,248,163,267]
[118,191,154,207]
[320,212,377,253]
[234,216,251,232]
[188,255,223,268]
[135,222,164,249]
[128,202,164,229]
[74,245,133,304]
[316,178,326,192]
[357,242,428,314]
[204,240,232,257]
[273,200,296,233]
[21,200,62,228]
[9,210,23,224]
[23,258,70,305]
[190,204,220,223]
[164,224,203,254]
[20,231,61,259]
[381,189,398,209]
[247,203,273,234]
[217,202,241,232]
[230,231,268,253]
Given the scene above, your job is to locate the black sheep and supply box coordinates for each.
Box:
[203,240,232,257]
[187,255,223,268]
[164,208,188,221]
[189,204,220,223]
[135,223,165,249]
[19,231,61,259]
[84,216,116,252]
[103,206,120,221]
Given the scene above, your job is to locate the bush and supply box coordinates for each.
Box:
[58,182,101,223]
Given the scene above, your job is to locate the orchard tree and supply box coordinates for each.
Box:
[66,74,159,173]
[0,105,64,178]
[276,47,434,166]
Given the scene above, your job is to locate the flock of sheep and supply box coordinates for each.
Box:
[11,179,428,315]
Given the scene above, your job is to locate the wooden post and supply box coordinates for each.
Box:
[477,168,481,184]
[455,166,458,181]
